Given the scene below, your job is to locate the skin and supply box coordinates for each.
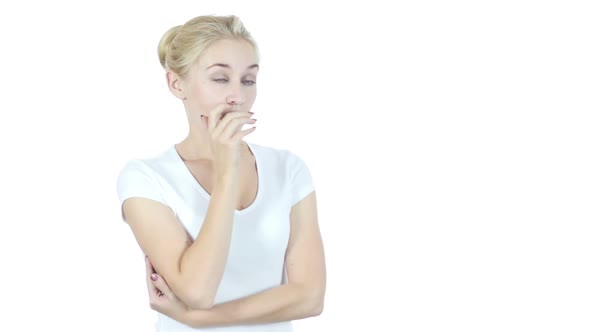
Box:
[139,38,326,327]
[168,38,259,165]
[123,38,261,312]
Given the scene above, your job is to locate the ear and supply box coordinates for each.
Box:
[165,71,186,100]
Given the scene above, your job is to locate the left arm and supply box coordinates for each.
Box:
[146,191,326,327]
[181,191,326,328]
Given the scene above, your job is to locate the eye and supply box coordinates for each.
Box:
[213,78,228,83]
[242,80,256,86]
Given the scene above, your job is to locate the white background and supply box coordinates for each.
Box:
[0,1,589,331]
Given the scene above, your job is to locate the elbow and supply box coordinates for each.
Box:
[187,297,215,310]
[309,297,324,317]
[305,287,325,317]
[294,282,325,318]
[171,285,215,310]
[174,275,217,310]
[184,289,216,310]
[180,291,215,310]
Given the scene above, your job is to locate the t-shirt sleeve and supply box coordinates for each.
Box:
[116,159,168,223]
[288,151,315,207]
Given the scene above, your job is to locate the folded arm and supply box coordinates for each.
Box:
[180,191,326,328]
[124,173,239,310]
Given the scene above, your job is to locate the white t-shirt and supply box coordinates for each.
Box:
[116,142,315,332]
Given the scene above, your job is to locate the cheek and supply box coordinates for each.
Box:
[246,88,257,103]
[188,82,224,112]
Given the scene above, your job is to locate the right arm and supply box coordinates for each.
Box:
[123,173,237,310]
[123,106,256,310]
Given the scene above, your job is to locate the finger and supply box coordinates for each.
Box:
[207,104,231,133]
[214,114,255,139]
[231,126,257,142]
[211,112,254,138]
[151,273,172,296]
[219,116,257,141]
[217,111,254,132]
[145,257,158,294]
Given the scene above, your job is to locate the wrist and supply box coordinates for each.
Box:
[215,170,239,186]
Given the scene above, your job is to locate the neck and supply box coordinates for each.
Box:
[176,128,214,161]
[175,129,249,162]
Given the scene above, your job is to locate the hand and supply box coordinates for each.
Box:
[145,256,189,322]
[201,104,257,177]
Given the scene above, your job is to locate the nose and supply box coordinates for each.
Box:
[226,94,245,106]
[226,84,246,106]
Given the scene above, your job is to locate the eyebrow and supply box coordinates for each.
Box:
[206,63,259,70]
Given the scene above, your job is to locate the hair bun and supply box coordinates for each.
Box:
[157,25,182,69]
[156,15,258,78]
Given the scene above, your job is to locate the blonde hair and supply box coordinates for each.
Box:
[158,15,259,79]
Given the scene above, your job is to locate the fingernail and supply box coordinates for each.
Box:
[151,274,158,281]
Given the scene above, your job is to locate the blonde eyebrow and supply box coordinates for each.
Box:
[206,63,259,70]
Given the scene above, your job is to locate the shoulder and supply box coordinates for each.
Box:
[117,145,176,183]
[249,142,313,191]
[250,143,315,207]
[116,146,176,218]
[249,142,289,159]
[123,145,176,169]
[249,142,306,166]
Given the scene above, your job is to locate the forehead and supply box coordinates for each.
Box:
[197,39,258,70]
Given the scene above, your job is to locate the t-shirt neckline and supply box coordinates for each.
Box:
[170,141,263,215]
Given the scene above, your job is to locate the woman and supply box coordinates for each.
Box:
[116,15,326,331]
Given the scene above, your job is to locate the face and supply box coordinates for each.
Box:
[167,39,259,128]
